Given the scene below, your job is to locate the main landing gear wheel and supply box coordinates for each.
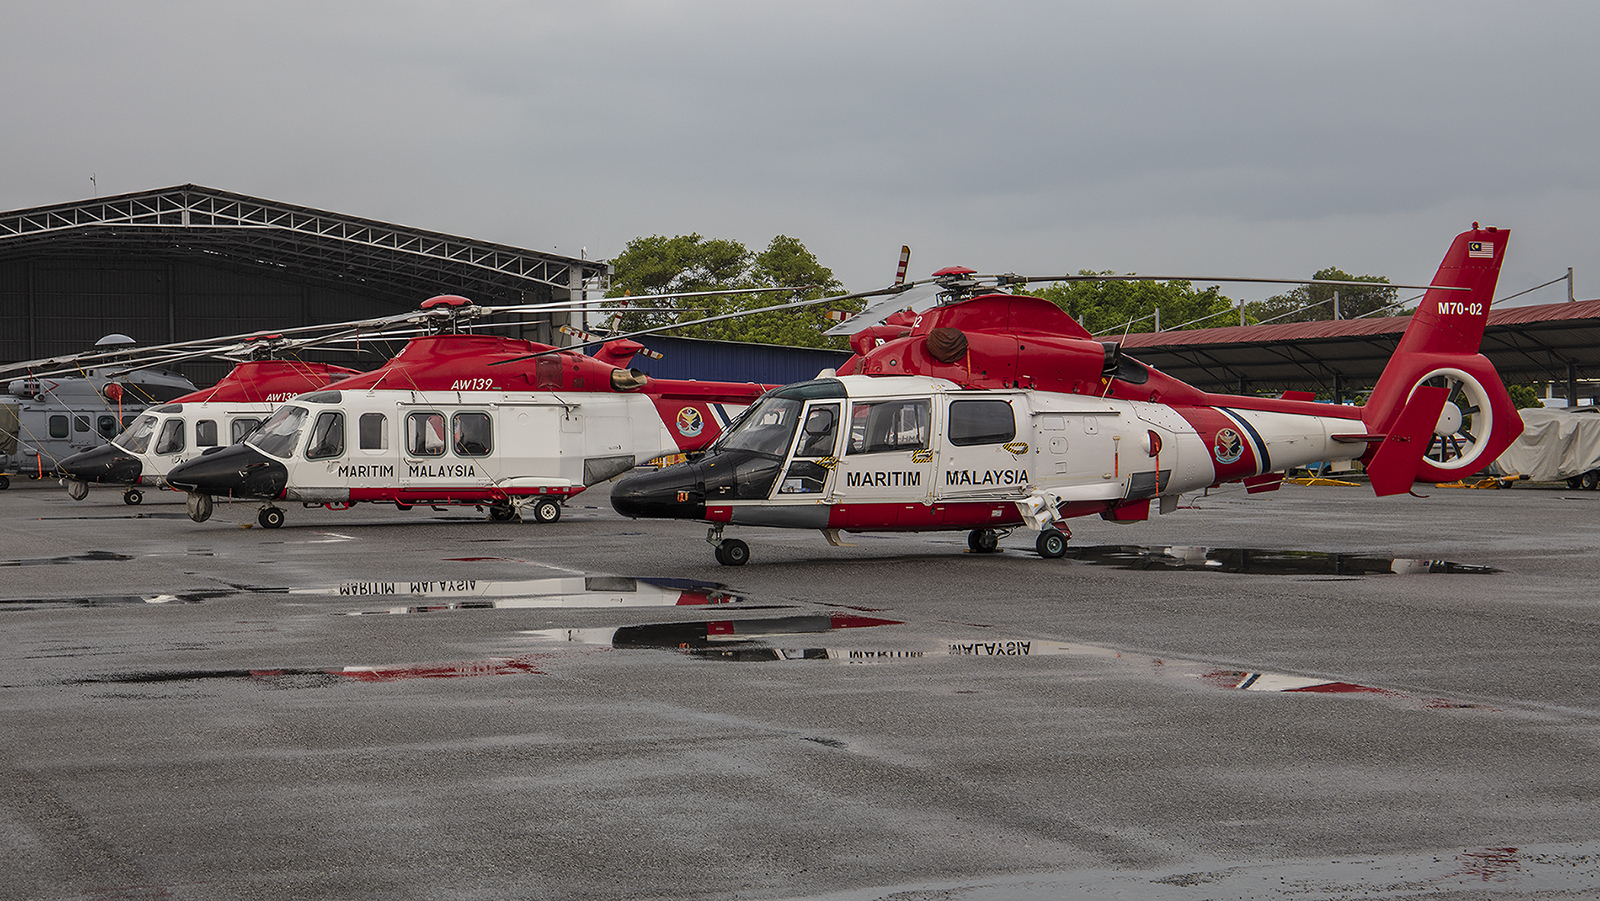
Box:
[0,474,10,489]
[186,492,213,523]
[258,507,285,529]
[1035,529,1068,559]
[66,479,89,501]
[714,538,750,566]
[487,503,516,522]
[531,497,561,524]
[123,488,143,506]
[967,529,1000,553]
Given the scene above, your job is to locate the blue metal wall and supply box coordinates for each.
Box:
[625,335,852,386]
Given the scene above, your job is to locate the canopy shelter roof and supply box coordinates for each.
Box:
[0,184,608,302]
[1116,299,1600,396]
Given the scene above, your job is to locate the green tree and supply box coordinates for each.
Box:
[1023,274,1238,336]
[1247,267,1398,324]
[604,234,850,348]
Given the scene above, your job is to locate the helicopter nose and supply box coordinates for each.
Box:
[59,444,143,485]
[165,444,288,500]
[611,463,707,520]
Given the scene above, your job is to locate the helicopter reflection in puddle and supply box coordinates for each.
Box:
[288,575,745,613]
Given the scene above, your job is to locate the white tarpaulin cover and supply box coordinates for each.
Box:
[1492,407,1600,481]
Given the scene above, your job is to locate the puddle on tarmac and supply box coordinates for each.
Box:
[0,550,134,567]
[292,575,747,613]
[1065,545,1500,575]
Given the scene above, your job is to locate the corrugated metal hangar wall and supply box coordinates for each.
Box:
[0,256,423,387]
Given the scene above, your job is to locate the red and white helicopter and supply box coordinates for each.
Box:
[164,294,778,528]
[610,225,1524,564]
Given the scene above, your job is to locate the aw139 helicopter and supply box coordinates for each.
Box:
[611,225,1523,565]
[56,354,361,505]
[164,293,780,528]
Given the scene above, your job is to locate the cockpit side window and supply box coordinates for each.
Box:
[794,403,840,458]
[407,412,446,457]
[305,411,345,460]
[154,418,186,455]
[847,399,931,455]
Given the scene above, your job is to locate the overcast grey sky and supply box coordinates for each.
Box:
[4,1,1597,307]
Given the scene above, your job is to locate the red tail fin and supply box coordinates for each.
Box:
[1362,226,1523,486]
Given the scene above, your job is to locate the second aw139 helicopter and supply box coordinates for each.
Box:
[610,225,1523,565]
[164,294,779,528]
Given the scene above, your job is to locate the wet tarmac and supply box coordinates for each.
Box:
[3,478,1600,900]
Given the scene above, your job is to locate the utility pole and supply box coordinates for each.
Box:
[1333,290,1341,320]
[1569,267,1575,303]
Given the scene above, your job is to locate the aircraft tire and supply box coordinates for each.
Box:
[124,488,143,506]
[1036,529,1068,559]
[0,475,9,490]
[186,492,213,523]
[967,529,999,553]
[1569,476,1584,490]
[258,507,285,529]
[487,504,515,522]
[531,497,561,524]
[1583,470,1600,491]
[66,479,89,501]
[715,539,750,566]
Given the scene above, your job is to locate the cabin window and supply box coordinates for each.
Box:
[97,416,118,438]
[195,420,218,447]
[49,415,68,439]
[452,412,492,457]
[407,412,447,457]
[252,406,309,460]
[948,399,1016,446]
[74,415,91,433]
[230,418,261,443]
[154,419,186,455]
[359,413,388,451]
[847,399,930,455]
[306,411,345,460]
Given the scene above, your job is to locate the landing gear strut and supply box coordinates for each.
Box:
[707,525,750,566]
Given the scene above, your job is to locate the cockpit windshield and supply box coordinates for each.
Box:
[250,405,309,459]
[116,414,159,454]
[716,395,803,458]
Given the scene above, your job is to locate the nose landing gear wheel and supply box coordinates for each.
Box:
[487,503,515,522]
[530,497,561,523]
[714,538,750,566]
[186,492,214,523]
[258,507,285,529]
[967,529,1000,553]
[123,488,143,506]
[1035,529,1068,558]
